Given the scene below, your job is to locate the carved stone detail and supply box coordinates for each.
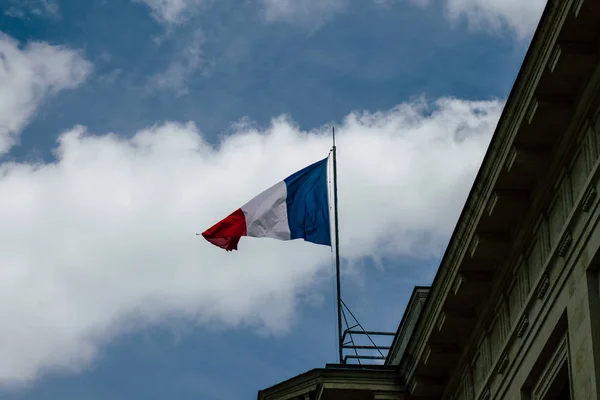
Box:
[486,192,499,216]
[526,99,539,124]
[516,315,529,338]
[582,185,597,212]
[557,232,573,258]
[469,234,480,258]
[548,44,561,73]
[480,386,491,400]
[436,312,446,332]
[423,346,432,364]
[497,352,509,375]
[536,274,550,300]
[573,0,584,17]
[452,274,463,295]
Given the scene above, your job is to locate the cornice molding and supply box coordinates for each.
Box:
[400,0,573,392]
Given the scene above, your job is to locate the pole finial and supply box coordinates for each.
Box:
[332,126,336,148]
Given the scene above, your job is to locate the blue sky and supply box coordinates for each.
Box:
[0,0,544,399]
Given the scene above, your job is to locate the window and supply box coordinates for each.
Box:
[541,359,571,399]
[530,334,571,400]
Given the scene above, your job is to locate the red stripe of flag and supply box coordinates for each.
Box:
[201,208,247,251]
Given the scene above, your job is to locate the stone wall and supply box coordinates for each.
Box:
[450,86,600,400]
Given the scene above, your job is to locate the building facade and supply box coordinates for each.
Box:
[258,0,600,398]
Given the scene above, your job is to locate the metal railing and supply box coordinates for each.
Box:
[339,300,395,364]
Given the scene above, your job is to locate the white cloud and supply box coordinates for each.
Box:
[260,0,545,36]
[134,0,347,28]
[133,0,545,36]
[0,96,502,386]
[260,0,347,28]
[0,33,91,156]
[4,0,60,19]
[134,0,210,25]
[149,29,207,93]
[374,0,545,38]
[443,0,546,38]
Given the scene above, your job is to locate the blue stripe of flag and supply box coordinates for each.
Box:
[283,157,331,246]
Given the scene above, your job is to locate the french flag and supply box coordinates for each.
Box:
[201,157,331,251]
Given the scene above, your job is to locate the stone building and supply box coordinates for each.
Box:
[257,0,600,398]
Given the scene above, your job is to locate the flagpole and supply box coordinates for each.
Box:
[332,127,343,364]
